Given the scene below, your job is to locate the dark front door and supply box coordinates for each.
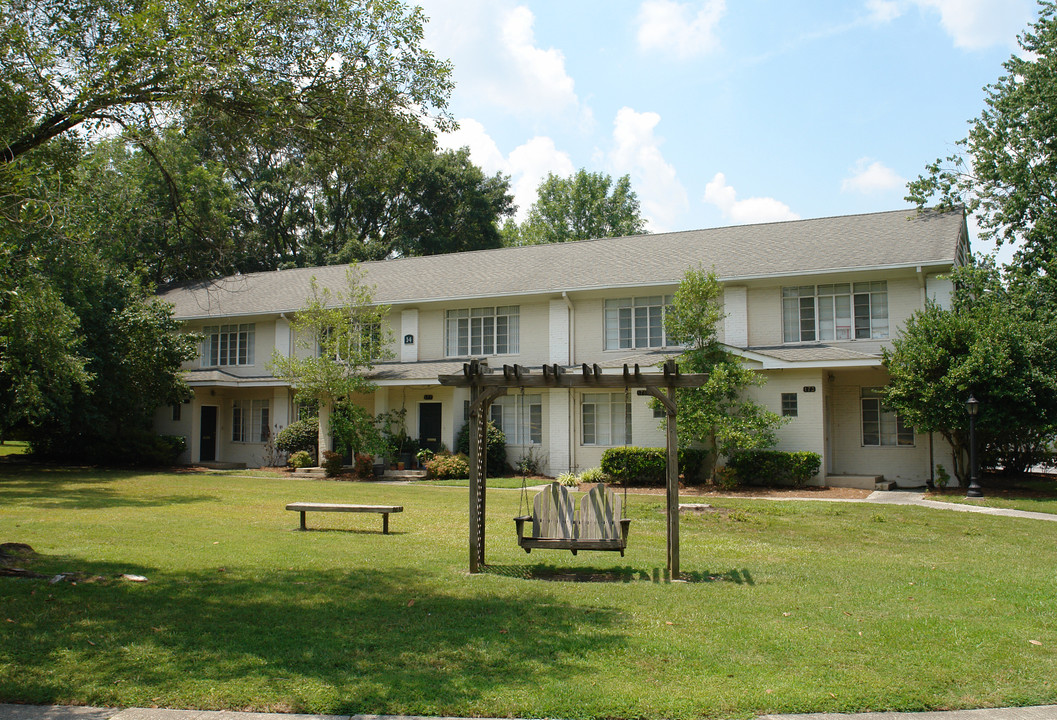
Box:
[419,402,443,452]
[200,406,217,462]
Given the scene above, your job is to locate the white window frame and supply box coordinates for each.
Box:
[782,283,889,344]
[445,306,519,357]
[581,393,632,446]
[490,394,542,446]
[604,295,674,350]
[861,387,913,447]
[233,399,270,443]
[202,323,255,367]
[781,392,798,418]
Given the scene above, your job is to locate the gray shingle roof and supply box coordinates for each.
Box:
[160,208,965,320]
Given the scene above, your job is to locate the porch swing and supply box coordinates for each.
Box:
[514,386,632,555]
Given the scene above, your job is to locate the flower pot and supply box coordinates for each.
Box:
[397,462,405,471]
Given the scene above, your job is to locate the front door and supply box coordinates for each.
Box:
[200,406,217,462]
[419,402,443,452]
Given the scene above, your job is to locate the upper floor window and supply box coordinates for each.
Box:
[861,387,913,446]
[490,394,542,445]
[202,323,255,367]
[233,399,269,443]
[318,322,384,361]
[582,392,631,446]
[782,282,888,343]
[445,306,519,356]
[605,295,673,350]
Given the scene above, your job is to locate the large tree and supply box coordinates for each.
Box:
[505,169,647,245]
[883,262,1057,481]
[906,1,1057,275]
[663,268,784,478]
[2,0,453,164]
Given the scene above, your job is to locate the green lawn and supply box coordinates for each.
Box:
[2,466,1056,719]
[927,475,1057,515]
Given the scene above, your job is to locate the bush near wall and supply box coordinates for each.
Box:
[727,450,822,488]
[599,447,711,486]
[274,418,319,458]
[425,453,470,480]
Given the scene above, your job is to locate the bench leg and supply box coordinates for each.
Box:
[300,511,307,531]
[383,513,389,534]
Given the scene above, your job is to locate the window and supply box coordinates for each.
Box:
[490,394,542,445]
[604,296,674,350]
[318,322,383,361]
[202,324,255,367]
[233,399,270,443]
[861,387,913,446]
[782,283,888,343]
[445,306,519,356]
[581,393,631,446]
[171,403,182,421]
[781,393,798,417]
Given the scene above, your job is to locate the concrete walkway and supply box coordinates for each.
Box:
[859,489,1057,523]
[4,704,1057,720]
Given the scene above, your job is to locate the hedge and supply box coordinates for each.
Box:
[599,447,711,487]
[726,450,822,488]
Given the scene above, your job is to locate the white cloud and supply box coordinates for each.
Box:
[636,0,726,59]
[703,173,800,225]
[911,0,1033,49]
[417,0,585,122]
[841,158,906,194]
[865,0,903,23]
[606,107,688,232]
[439,120,574,222]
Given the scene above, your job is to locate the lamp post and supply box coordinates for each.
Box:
[965,395,983,498]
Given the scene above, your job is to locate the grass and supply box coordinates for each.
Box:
[0,441,29,457]
[927,474,1057,515]
[1,465,1056,718]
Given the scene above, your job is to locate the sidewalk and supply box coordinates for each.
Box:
[3,704,1057,720]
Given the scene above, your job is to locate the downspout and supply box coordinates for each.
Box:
[563,291,576,474]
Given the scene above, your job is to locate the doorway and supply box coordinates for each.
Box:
[419,402,443,452]
[200,406,217,462]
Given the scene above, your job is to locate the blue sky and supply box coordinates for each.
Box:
[415,0,1038,259]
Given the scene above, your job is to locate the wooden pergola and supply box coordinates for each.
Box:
[438,358,709,578]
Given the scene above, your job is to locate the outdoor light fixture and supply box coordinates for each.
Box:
[965,394,983,498]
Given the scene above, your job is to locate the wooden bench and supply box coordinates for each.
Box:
[286,502,403,533]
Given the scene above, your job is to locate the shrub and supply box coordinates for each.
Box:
[713,465,739,490]
[288,450,313,469]
[425,452,470,480]
[727,450,821,488]
[579,467,608,484]
[515,447,544,475]
[556,472,579,487]
[455,420,508,476]
[354,453,374,478]
[321,450,344,478]
[600,447,711,486]
[934,464,951,489]
[275,418,319,456]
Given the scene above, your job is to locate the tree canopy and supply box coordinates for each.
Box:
[505,169,647,245]
[906,0,1057,276]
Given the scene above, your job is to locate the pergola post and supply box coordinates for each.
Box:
[468,384,482,574]
[666,385,679,579]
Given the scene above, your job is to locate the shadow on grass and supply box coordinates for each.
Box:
[1,552,626,713]
[0,465,218,510]
[484,563,755,585]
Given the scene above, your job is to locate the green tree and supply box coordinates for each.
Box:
[391,147,515,257]
[883,262,1057,481]
[269,266,393,456]
[663,268,784,477]
[507,169,647,245]
[906,1,1057,275]
[2,0,453,164]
